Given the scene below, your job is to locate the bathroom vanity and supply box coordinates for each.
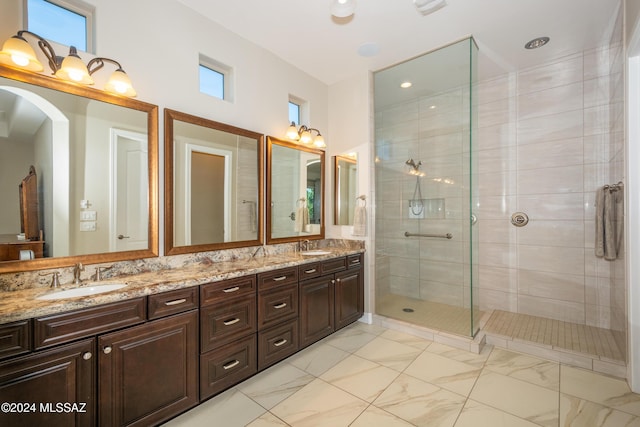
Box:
[0,250,364,427]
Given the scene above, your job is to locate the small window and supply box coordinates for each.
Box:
[199,55,233,102]
[289,101,300,125]
[26,0,94,53]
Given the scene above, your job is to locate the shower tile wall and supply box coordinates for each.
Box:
[476,15,624,353]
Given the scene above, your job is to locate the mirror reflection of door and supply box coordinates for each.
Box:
[191,152,224,244]
[112,130,148,252]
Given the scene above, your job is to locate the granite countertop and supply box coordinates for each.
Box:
[0,248,364,325]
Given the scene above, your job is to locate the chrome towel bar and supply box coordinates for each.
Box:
[404,231,453,239]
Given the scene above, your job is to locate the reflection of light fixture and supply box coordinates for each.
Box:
[331,0,356,18]
[400,81,412,88]
[286,122,326,148]
[0,30,136,97]
[405,158,425,176]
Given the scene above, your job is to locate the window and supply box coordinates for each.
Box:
[289,101,300,125]
[199,54,233,101]
[26,0,94,53]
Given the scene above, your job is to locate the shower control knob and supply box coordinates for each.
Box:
[511,212,529,227]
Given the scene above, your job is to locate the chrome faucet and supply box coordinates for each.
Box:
[73,262,84,285]
[95,265,113,281]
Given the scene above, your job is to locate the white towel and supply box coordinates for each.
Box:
[352,204,367,236]
[294,205,309,232]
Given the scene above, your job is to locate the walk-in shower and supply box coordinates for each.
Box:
[374,38,479,337]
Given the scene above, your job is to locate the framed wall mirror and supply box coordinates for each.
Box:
[164,109,263,255]
[266,136,324,244]
[0,65,159,273]
[333,154,358,225]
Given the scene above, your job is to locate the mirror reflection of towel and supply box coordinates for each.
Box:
[294,206,309,232]
[353,204,366,236]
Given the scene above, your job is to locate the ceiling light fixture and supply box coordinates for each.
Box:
[331,0,356,18]
[286,122,326,148]
[0,30,137,97]
[524,36,550,50]
[413,0,447,16]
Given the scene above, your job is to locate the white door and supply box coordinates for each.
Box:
[110,129,148,252]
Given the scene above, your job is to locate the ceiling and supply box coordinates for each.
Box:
[176,0,622,86]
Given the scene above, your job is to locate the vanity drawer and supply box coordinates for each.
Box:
[148,287,199,320]
[347,253,363,269]
[0,320,31,360]
[257,267,298,289]
[200,275,256,306]
[321,257,347,275]
[200,334,257,400]
[34,298,146,350]
[258,282,298,330]
[258,318,299,370]
[298,262,322,281]
[200,295,257,352]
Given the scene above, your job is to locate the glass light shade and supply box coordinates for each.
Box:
[286,124,300,140]
[313,134,326,148]
[299,129,312,144]
[55,53,93,85]
[331,0,356,18]
[104,69,136,97]
[0,36,44,72]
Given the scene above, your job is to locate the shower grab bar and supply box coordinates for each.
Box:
[404,231,453,240]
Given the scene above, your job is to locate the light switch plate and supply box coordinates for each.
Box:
[80,210,97,221]
[80,221,96,232]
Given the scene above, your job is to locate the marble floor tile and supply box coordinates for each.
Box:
[379,328,433,350]
[404,350,482,396]
[485,347,560,390]
[322,325,379,353]
[374,373,466,427]
[425,341,492,368]
[560,394,640,427]
[353,336,423,371]
[469,371,559,427]
[163,388,266,427]
[246,412,290,427]
[287,342,350,377]
[270,378,368,427]
[454,399,541,427]
[561,365,640,416]
[319,354,400,402]
[350,405,414,426]
[236,362,315,409]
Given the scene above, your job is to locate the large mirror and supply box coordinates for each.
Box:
[164,109,263,255]
[266,136,324,244]
[333,154,358,225]
[0,65,158,273]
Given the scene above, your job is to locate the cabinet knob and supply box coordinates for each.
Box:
[336,278,341,283]
[103,346,112,354]
[82,351,92,360]
[331,279,335,284]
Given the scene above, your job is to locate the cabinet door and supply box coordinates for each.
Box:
[335,268,364,330]
[0,338,95,427]
[299,276,335,349]
[99,310,198,427]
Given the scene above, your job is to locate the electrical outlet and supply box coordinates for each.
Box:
[80,221,96,232]
[80,210,97,221]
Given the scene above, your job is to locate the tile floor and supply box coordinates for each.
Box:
[163,322,640,427]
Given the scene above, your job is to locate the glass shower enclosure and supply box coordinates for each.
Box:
[374,38,479,337]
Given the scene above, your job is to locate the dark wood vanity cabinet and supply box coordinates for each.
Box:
[0,338,95,427]
[335,254,364,330]
[299,275,335,348]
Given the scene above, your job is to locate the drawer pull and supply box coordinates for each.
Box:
[351,259,360,264]
[304,268,317,274]
[164,298,187,306]
[273,302,287,309]
[272,276,287,282]
[223,318,241,326]
[223,360,240,370]
[274,339,288,347]
[223,286,240,293]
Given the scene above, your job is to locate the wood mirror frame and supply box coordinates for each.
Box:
[164,109,264,255]
[266,136,325,244]
[0,64,159,273]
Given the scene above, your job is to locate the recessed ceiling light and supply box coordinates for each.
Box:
[524,37,550,50]
[400,81,412,89]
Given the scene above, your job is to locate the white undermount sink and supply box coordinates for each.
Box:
[36,283,128,300]
[300,250,331,256]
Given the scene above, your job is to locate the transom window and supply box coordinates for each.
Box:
[26,0,94,53]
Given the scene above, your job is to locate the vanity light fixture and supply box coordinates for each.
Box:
[286,122,326,148]
[331,0,356,18]
[0,30,136,97]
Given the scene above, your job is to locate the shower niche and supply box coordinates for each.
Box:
[374,38,479,337]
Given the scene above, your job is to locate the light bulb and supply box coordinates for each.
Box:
[11,54,29,67]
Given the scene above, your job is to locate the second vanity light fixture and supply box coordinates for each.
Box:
[0,30,137,97]
[331,0,357,18]
[286,122,326,148]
